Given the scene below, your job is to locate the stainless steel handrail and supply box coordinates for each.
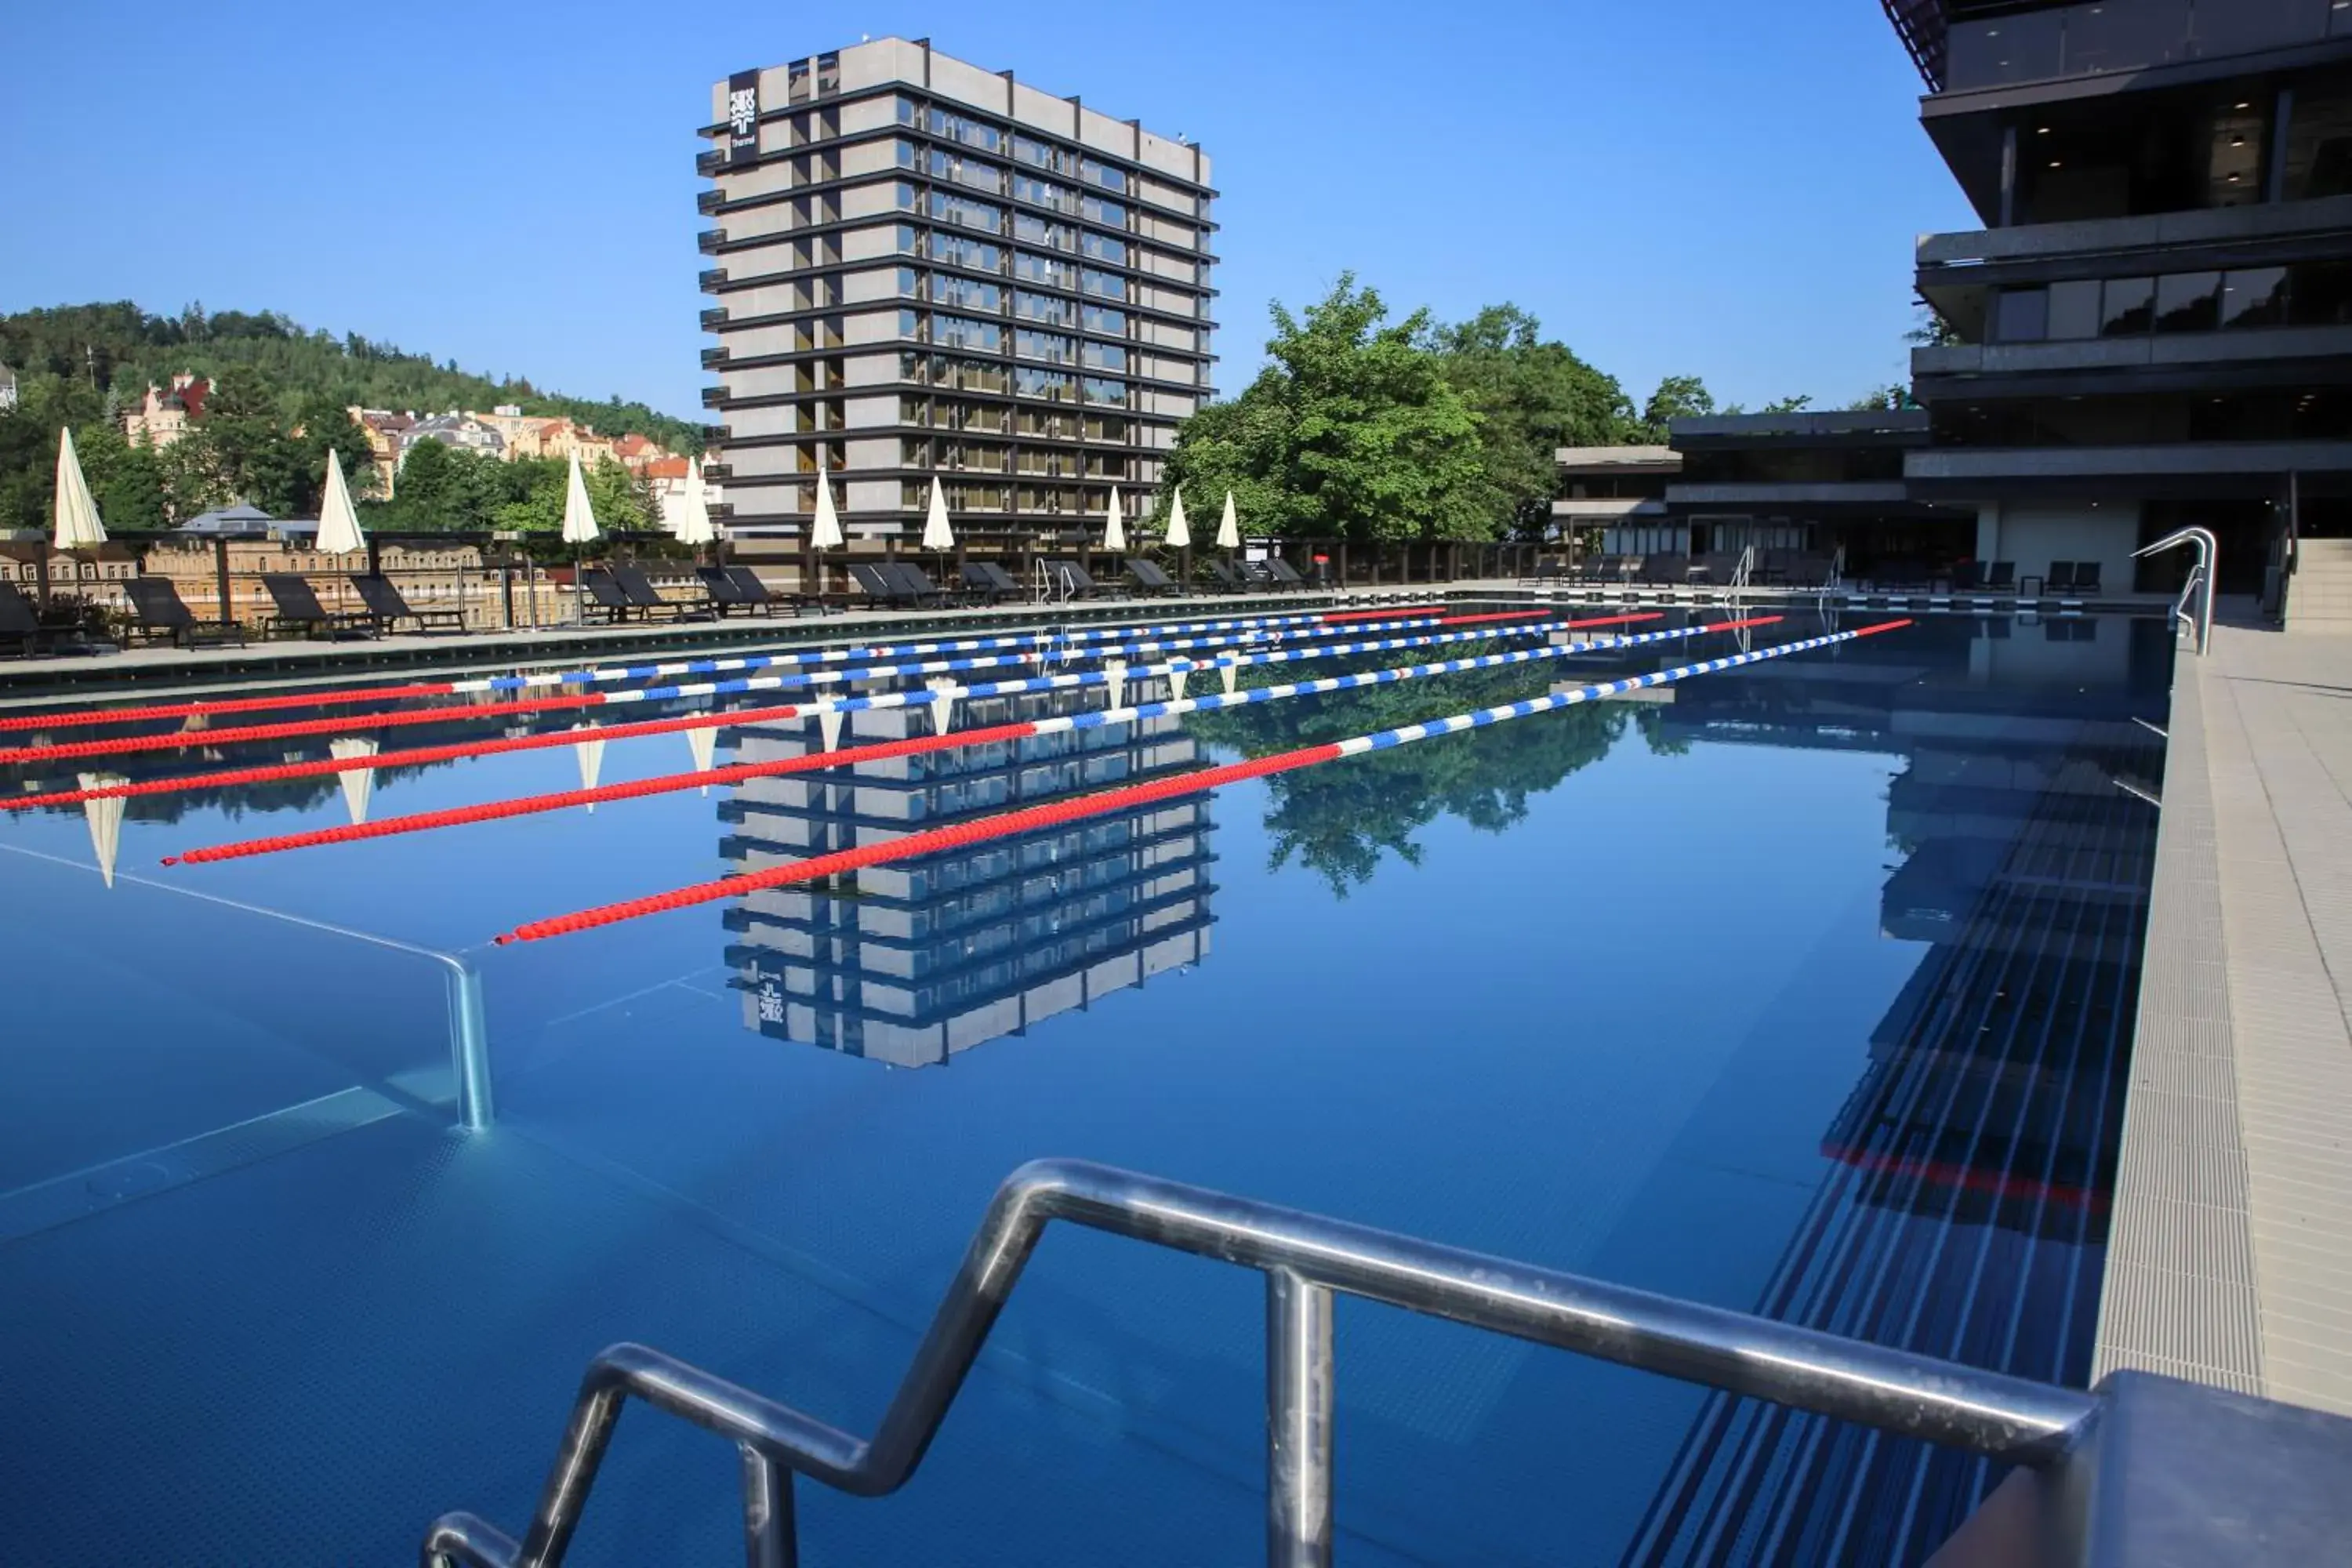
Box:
[420,1159,2099,1568]
[2132,524,2217,655]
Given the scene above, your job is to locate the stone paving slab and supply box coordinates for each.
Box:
[2096,608,2352,1418]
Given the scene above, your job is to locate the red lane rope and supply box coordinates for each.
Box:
[493,617,1907,946]
[165,720,1049,865]
[0,681,458,734]
[2,701,813,812]
[497,744,1345,944]
[158,612,1716,863]
[0,690,617,766]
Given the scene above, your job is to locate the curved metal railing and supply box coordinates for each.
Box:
[421,1158,2100,1568]
[2133,524,2217,655]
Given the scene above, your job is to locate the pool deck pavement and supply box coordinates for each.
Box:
[2095,604,2352,1418]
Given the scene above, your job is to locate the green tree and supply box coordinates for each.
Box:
[70,418,169,530]
[1636,375,1717,441]
[1426,303,1641,538]
[0,372,106,535]
[367,438,508,532]
[1760,394,1814,414]
[1160,274,1490,543]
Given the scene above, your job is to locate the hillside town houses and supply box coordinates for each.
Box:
[107,377,683,500]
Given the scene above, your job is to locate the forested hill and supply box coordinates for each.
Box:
[0,302,701,456]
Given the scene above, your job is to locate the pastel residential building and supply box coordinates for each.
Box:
[122,374,210,449]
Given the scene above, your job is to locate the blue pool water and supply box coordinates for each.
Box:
[0,605,2172,1566]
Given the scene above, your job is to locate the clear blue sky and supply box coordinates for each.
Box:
[0,0,1973,420]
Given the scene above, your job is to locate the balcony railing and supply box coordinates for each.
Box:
[698,268,727,292]
[695,148,724,176]
[697,229,724,254]
[696,189,724,216]
[699,307,728,332]
[699,387,728,408]
[700,347,728,370]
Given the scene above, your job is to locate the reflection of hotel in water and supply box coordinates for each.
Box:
[1624,616,2165,1566]
[720,676,1214,1065]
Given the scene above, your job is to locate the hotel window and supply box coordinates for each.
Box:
[1014,173,1075,213]
[1080,195,1127,228]
[1015,251,1074,289]
[1081,342,1127,372]
[1017,328,1075,364]
[795,440,845,472]
[1080,232,1128,267]
[1082,303,1126,337]
[1083,452,1128,479]
[894,96,918,128]
[1990,287,2047,343]
[1014,290,1075,328]
[899,349,932,383]
[1015,214,1076,251]
[926,106,1001,154]
[2046,279,2102,339]
[891,181,919,212]
[934,274,1001,313]
[901,394,931,424]
[1011,136,1073,175]
[929,191,1002,233]
[902,435,932,465]
[894,266,921,299]
[2220,267,2288,328]
[931,232,1002,273]
[1017,367,1075,401]
[2288,262,2352,326]
[788,60,810,103]
[1080,268,1126,301]
[928,147,1003,194]
[2153,272,2220,334]
[933,314,1003,354]
[896,307,921,339]
[2100,277,2156,336]
[891,222,920,255]
[1081,376,1129,407]
[892,140,918,170]
[1077,158,1127,194]
[1019,407,1076,438]
[815,52,839,96]
[1082,413,1127,442]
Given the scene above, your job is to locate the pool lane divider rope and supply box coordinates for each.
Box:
[5,613,1655,811]
[0,611,1555,767]
[162,617,1773,866]
[485,619,1911,944]
[0,604,1454,735]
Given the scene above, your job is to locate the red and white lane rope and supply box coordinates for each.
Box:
[162,617,1772,866]
[486,620,1913,945]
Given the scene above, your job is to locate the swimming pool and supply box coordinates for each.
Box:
[0,603,2171,1565]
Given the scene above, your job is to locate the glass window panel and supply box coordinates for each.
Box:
[2100,277,2156,336]
[1993,286,2049,343]
[1016,251,1074,289]
[1080,268,1127,301]
[2154,271,2221,333]
[1080,233,1128,266]
[2288,261,2352,325]
[2220,267,2288,328]
[2045,280,2102,339]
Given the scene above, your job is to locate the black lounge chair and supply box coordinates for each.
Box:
[350,574,466,635]
[696,564,766,617]
[1265,557,1312,590]
[2068,561,2102,595]
[739,564,832,615]
[124,577,245,647]
[609,561,709,622]
[886,561,959,607]
[1040,559,1112,600]
[1125,557,1183,597]
[0,581,54,657]
[578,568,641,624]
[963,561,1022,603]
[851,561,915,608]
[261,575,373,640]
[1204,559,1251,594]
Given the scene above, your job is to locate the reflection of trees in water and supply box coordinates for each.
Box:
[0,758,462,826]
[1187,660,1670,895]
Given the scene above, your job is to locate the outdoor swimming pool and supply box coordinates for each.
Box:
[0,602,2172,1566]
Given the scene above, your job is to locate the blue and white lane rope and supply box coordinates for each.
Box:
[490,619,1914,942]
[475,612,1584,711]
[169,619,1780,865]
[450,607,1445,694]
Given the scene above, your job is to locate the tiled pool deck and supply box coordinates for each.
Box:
[2096,607,2352,1417]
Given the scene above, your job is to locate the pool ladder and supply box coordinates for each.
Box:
[419,1159,2096,1568]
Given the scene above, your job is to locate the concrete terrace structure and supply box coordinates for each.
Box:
[695,38,1218,541]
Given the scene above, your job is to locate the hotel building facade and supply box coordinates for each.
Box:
[696,38,1218,541]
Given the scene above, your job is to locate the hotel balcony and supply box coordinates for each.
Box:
[698,229,724,254]
[700,307,728,331]
[701,347,728,370]
[698,189,724,216]
[1904,437,2352,500]
[699,269,727,292]
[696,147,725,176]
